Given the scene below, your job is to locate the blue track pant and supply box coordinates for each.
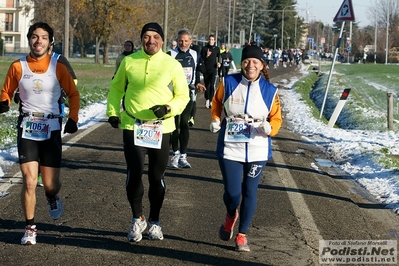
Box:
[218,158,266,234]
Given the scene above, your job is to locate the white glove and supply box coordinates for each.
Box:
[210,119,221,133]
[260,120,272,135]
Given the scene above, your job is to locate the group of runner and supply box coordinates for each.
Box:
[262,47,303,69]
[0,21,283,254]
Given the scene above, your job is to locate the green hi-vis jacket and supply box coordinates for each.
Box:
[107,48,189,133]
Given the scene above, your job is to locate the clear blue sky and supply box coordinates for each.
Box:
[295,0,371,27]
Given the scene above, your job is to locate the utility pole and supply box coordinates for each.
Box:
[385,3,389,65]
[347,21,352,63]
[231,0,236,46]
[192,0,206,40]
[63,0,69,59]
[374,13,377,64]
[163,0,168,52]
[216,0,219,44]
[208,0,211,35]
[228,0,231,46]
[248,2,255,44]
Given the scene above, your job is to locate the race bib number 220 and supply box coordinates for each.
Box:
[134,120,163,149]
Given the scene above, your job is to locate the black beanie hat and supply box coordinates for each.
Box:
[241,45,263,62]
[140,22,164,41]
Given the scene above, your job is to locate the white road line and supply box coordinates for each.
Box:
[61,122,104,151]
[0,122,104,192]
[273,142,324,266]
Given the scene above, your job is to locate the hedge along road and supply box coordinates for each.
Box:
[0,65,398,266]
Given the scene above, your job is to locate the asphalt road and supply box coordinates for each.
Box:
[0,65,398,266]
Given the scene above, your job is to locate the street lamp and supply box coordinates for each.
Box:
[281,4,297,51]
[287,36,290,50]
[273,34,278,50]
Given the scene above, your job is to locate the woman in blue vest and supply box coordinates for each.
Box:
[210,44,283,252]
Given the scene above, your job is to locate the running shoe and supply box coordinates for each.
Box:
[127,216,147,242]
[219,210,238,241]
[148,221,164,240]
[37,173,43,187]
[47,194,63,220]
[188,117,195,127]
[178,154,191,168]
[170,151,180,169]
[21,225,37,245]
[235,233,250,252]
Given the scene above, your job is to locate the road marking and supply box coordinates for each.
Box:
[0,122,104,192]
[273,142,324,265]
[61,122,104,151]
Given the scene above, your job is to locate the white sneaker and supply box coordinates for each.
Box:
[170,151,180,169]
[148,221,164,240]
[127,216,147,242]
[21,225,37,245]
[178,153,191,168]
[205,100,210,108]
[47,194,63,220]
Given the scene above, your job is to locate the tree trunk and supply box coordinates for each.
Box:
[103,41,109,64]
[95,37,102,64]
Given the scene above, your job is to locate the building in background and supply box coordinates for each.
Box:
[0,0,34,54]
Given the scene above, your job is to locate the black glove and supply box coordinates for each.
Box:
[13,91,20,104]
[63,118,78,134]
[108,116,120,128]
[150,105,168,118]
[0,100,9,113]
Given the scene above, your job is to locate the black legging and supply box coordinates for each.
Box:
[123,130,170,221]
[171,101,193,154]
[221,66,230,77]
[204,70,217,102]
[190,100,197,119]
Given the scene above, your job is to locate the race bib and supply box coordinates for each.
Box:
[183,67,193,85]
[22,116,51,141]
[134,119,163,149]
[224,117,253,142]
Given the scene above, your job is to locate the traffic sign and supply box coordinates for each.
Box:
[346,46,351,51]
[333,0,355,22]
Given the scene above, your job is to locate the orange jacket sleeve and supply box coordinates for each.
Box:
[0,59,22,105]
[268,93,282,136]
[211,81,224,121]
[56,62,80,122]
